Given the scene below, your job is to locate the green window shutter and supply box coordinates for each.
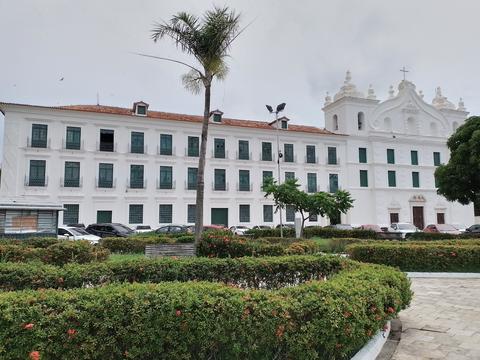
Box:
[98,163,113,188]
[187,136,199,157]
[238,140,249,160]
[66,127,81,150]
[239,170,250,191]
[96,210,112,223]
[262,142,272,161]
[327,147,337,165]
[129,204,143,224]
[159,204,173,223]
[263,205,273,222]
[214,169,226,190]
[412,171,420,188]
[31,124,48,148]
[239,205,250,222]
[131,132,144,154]
[285,172,295,181]
[388,171,396,187]
[187,168,198,190]
[187,204,196,223]
[359,170,368,187]
[29,160,46,186]
[284,144,294,162]
[214,138,225,158]
[411,150,418,165]
[63,204,79,224]
[329,174,338,193]
[387,149,395,164]
[159,166,173,189]
[130,165,144,188]
[307,173,317,193]
[359,148,367,163]
[64,162,80,187]
[306,145,316,164]
[160,134,173,155]
[286,205,295,222]
[433,152,441,166]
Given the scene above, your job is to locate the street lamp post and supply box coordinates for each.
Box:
[266,103,286,238]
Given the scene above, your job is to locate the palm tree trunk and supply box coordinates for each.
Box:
[194,82,211,245]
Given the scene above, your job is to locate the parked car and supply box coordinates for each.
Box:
[423,224,461,235]
[465,224,480,233]
[86,223,134,238]
[229,225,251,235]
[390,223,418,239]
[132,225,153,234]
[203,225,229,232]
[66,223,85,229]
[58,226,101,244]
[451,223,467,233]
[325,224,353,230]
[155,225,191,235]
[275,223,295,229]
[359,224,383,233]
[251,225,272,230]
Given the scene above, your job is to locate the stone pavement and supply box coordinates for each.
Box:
[391,278,480,360]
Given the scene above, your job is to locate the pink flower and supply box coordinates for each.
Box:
[176,310,182,317]
[23,323,34,330]
[67,328,77,337]
[29,351,40,360]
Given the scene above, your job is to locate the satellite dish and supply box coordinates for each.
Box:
[265,105,273,113]
[276,103,286,112]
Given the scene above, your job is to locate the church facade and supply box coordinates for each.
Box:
[0,72,475,229]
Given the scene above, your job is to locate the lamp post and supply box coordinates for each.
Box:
[266,103,286,238]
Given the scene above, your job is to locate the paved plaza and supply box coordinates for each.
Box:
[391,277,480,360]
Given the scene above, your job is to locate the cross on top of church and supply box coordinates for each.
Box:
[400,66,409,81]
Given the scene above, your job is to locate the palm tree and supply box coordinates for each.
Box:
[147,7,242,245]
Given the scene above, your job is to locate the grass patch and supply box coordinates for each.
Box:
[107,253,145,263]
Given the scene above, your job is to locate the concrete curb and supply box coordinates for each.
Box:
[407,272,480,279]
[351,321,390,360]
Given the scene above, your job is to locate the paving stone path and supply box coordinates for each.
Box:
[391,278,480,360]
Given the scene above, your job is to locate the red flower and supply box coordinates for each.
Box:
[387,307,395,314]
[23,323,34,330]
[275,324,285,338]
[67,328,77,337]
[451,252,457,257]
[29,351,40,360]
[176,310,182,317]
[343,311,352,318]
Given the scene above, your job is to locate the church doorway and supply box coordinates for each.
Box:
[412,206,424,230]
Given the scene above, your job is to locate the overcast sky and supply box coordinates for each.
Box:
[1,0,479,145]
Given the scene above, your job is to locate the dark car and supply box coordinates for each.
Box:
[86,223,134,238]
[275,223,295,229]
[155,225,191,235]
[465,224,480,233]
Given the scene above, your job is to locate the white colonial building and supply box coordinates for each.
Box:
[0,72,475,229]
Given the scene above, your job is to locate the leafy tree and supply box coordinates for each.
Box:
[435,116,480,206]
[262,178,354,237]
[147,7,243,244]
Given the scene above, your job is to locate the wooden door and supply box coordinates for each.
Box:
[412,206,424,230]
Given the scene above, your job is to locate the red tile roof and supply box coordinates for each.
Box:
[1,102,340,136]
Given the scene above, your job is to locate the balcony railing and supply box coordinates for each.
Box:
[25,176,48,187]
[96,142,117,152]
[61,177,83,188]
[156,179,176,190]
[212,182,229,191]
[96,178,116,189]
[212,150,229,159]
[62,139,84,151]
[236,151,252,161]
[27,137,50,149]
[237,183,253,191]
[127,179,147,189]
[157,146,175,156]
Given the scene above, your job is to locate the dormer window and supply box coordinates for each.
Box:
[269,116,290,130]
[210,110,224,123]
[281,120,288,129]
[133,101,149,116]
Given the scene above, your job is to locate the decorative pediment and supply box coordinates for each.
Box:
[402,100,419,114]
[409,195,426,203]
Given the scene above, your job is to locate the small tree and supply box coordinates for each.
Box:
[435,116,480,206]
[262,178,354,237]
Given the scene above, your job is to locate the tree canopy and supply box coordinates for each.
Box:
[262,178,354,237]
[435,116,480,205]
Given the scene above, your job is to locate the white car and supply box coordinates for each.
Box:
[132,225,153,234]
[451,223,467,233]
[229,225,251,236]
[390,223,419,239]
[58,226,101,245]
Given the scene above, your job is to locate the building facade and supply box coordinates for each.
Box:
[0,73,475,228]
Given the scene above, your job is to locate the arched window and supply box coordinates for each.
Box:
[384,117,392,132]
[357,112,365,131]
[407,117,416,134]
[430,122,438,136]
[452,122,459,132]
[333,114,339,131]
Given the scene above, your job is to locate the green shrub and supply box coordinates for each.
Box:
[245,228,295,238]
[0,241,109,265]
[322,238,364,253]
[0,263,411,360]
[408,232,480,240]
[246,227,378,240]
[0,255,345,291]
[101,237,174,253]
[0,237,59,248]
[175,235,195,243]
[347,242,480,272]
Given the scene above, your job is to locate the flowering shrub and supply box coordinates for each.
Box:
[0,262,411,359]
[347,241,480,272]
[0,255,344,291]
[246,227,378,239]
[0,237,59,248]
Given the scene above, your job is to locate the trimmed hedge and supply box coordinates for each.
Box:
[0,241,109,266]
[246,227,378,239]
[0,262,411,359]
[347,242,480,272]
[101,235,195,253]
[0,237,59,248]
[408,232,480,240]
[0,255,344,291]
